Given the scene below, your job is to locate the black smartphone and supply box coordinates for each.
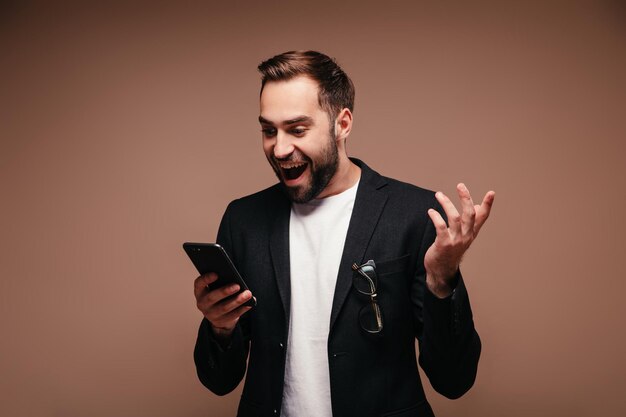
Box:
[183,242,256,308]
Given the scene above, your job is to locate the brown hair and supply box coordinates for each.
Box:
[258,50,355,120]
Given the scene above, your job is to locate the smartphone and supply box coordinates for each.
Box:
[183,242,256,308]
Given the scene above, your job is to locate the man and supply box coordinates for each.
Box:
[193,50,495,417]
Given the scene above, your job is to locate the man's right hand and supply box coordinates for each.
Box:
[194,272,253,338]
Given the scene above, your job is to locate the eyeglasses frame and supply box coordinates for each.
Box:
[351,260,383,334]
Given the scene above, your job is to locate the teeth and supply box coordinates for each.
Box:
[280,162,306,169]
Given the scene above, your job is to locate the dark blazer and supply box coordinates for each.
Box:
[194,159,481,417]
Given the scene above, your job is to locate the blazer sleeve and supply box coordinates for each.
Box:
[412,200,481,399]
[193,201,251,395]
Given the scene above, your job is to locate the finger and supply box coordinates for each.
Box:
[209,291,254,326]
[213,304,253,328]
[456,183,476,236]
[473,191,495,235]
[214,290,253,318]
[197,283,241,312]
[204,283,241,306]
[427,208,451,243]
[194,272,218,299]
[435,191,461,235]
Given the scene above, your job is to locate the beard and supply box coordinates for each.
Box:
[268,130,339,204]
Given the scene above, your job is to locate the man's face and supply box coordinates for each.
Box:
[259,76,338,203]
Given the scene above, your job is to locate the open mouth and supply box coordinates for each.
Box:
[280,162,308,181]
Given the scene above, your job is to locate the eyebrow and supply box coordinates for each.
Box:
[258,115,314,126]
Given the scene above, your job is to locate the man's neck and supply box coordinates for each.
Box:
[316,156,361,199]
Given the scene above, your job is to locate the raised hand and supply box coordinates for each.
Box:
[424,183,495,298]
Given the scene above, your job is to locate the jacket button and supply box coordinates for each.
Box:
[279,342,284,348]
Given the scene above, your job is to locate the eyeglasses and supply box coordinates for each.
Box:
[352,260,383,334]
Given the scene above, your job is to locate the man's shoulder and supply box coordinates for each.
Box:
[379,175,438,212]
[383,175,435,197]
[357,158,436,205]
[225,183,286,215]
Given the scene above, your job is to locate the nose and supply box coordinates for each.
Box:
[273,131,295,160]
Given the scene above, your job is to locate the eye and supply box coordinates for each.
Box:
[261,127,277,138]
[290,128,307,137]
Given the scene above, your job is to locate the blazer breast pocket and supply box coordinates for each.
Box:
[375,254,411,277]
[375,254,413,323]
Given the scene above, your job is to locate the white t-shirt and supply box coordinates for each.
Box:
[281,179,360,417]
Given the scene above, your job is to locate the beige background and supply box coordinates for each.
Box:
[1,1,625,416]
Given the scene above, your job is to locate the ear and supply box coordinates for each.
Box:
[334,108,353,142]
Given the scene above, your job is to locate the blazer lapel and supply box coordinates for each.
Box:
[269,193,292,326]
[329,159,388,332]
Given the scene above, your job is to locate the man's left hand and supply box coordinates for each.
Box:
[424,183,495,298]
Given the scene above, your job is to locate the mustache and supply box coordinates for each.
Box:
[271,151,310,165]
